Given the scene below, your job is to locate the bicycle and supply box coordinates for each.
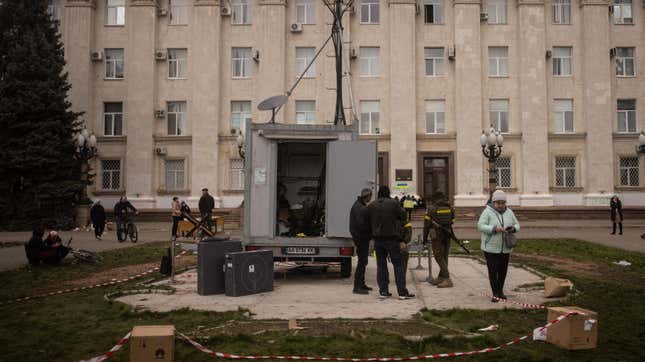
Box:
[66,238,103,264]
[117,213,138,243]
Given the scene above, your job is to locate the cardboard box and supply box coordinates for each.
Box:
[130,325,175,362]
[546,307,598,350]
[544,277,573,298]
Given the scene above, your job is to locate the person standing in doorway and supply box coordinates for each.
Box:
[349,188,373,294]
[478,190,520,302]
[610,195,623,235]
[199,188,215,231]
[368,185,415,300]
[171,196,182,240]
[90,200,106,240]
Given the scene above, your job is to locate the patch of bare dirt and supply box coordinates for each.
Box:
[513,253,602,278]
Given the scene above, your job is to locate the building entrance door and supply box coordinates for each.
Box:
[422,157,450,202]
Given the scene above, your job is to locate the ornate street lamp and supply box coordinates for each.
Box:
[637,131,645,155]
[74,126,98,226]
[480,126,504,202]
[236,130,245,159]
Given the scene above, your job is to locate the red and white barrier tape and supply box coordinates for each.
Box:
[480,292,546,310]
[1,248,192,306]
[80,332,131,362]
[175,312,580,361]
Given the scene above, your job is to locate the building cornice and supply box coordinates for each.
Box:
[416,133,457,140]
[452,0,482,6]
[259,0,287,6]
[194,0,221,6]
[64,0,96,8]
[387,0,417,6]
[516,0,545,6]
[153,135,193,143]
[129,0,156,7]
[97,136,127,143]
[578,0,610,7]
[548,132,587,140]
[612,133,640,140]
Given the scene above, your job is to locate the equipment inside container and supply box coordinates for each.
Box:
[276,142,326,237]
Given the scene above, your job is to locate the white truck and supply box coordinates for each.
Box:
[242,122,377,277]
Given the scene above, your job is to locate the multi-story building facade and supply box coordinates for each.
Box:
[51,0,645,209]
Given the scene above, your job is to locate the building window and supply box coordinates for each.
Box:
[360,100,380,135]
[616,47,635,77]
[553,99,574,133]
[295,47,315,78]
[424,0,443,24]
[617,99,637,133]
[104,49,124,79]
[553,47,572,76]
[101,160,121,190]
[487,0,506,24]
[495,157,512,188]
[230,159,245,190]
[47,0,61,22]
[489,100,509,133]
[488,47,508,76]
[232,47,252,78]
[168,49,187,79]
[167,101,186,136]
[165,160,185,191]
[106,0,125,26]
[359,47,380,77]
[552,0,571,24]
[424,47,445,76]
[295,100,316,124]
[295,0,315,24]
[360,0,379,24]
[103,102,123,136]
[231,0,251,24]
[231,101,252,132]
[619,157,639,186]
[170,0,190,25]
[425,100,446,134]
[555,156,576,187]
[613,0,633,25]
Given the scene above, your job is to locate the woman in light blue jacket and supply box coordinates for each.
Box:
[477,190,520,302]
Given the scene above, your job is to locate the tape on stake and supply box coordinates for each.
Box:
[1,249,192,305]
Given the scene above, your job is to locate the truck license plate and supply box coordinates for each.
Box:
[283,247,318,255]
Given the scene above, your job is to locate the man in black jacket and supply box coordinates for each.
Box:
[349,188,373,294]
[367,186,415,300]
[199,188,215,231]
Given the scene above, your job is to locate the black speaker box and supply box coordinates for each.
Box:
[225,250,274,297]
[197,238,242,295]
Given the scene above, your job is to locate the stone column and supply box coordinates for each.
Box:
[388,0,417,194]
[581,0,614,205]
[517,0,553,206]
[125,0,157,207]
[453,0,486,206]
[62,0,95,125]
[190,0,223,206]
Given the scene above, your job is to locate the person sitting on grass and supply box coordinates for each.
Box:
[40,231,69,265]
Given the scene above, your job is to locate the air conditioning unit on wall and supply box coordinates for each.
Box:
[290,23,303,33]
[90,50,103,61]
[156,147,167,156]
[155,49,167,60]
[155,109,165,118]
[158,8,168,17]
[221,6,231,16]
[480,13,488,22]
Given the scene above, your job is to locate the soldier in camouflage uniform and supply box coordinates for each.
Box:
[400,215,413,277]
[423,193,455,288]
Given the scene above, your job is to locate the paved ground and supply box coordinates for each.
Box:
[0,219,642,271]
[116,256,550,319]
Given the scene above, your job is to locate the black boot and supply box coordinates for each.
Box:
[611,223,616,235]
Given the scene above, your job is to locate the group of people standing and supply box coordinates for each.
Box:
[89,196,138,241]
[170,187,215,240]
[350,186,521,303]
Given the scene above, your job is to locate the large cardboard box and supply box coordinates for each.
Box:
[546,307,598,350]
[130,325,175,362]
[544,277,573,298]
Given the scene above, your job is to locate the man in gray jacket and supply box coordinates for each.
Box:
[367,186,415,300]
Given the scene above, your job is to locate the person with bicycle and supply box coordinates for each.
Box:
[114,196,138,242]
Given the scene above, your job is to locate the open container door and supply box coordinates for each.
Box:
[325,140,377,238]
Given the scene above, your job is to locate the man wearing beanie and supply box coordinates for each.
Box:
[349,188,373,294]
[367,185,415,300]
[478,189,520,302]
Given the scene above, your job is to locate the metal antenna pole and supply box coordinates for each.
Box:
[332,0,346,125]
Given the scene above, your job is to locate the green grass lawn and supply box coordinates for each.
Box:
[0,239,643,361]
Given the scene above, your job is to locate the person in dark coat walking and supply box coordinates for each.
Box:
[349,188,373,294]
[610,195,623,235]
[90,200,106,240]
[199,188,215,231]
[367,186,415,300]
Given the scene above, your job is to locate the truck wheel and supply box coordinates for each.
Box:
[340,258,352,278]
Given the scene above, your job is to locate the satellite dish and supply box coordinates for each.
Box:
[258,95,288,111]
[258,94,288,123]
